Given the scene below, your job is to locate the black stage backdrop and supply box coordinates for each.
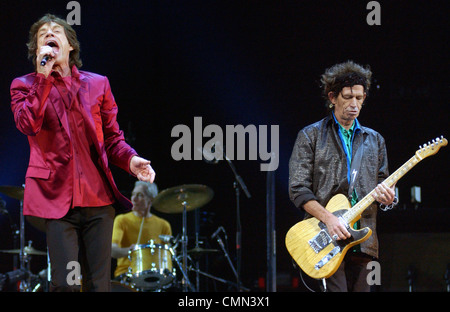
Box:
[0,0,448,292]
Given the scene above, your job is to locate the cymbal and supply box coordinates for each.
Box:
[0,246,47,256]
[187,247,219,258]
[152,184,213,214]
[0,185,24,200]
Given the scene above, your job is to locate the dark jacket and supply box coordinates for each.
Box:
[288,114,389,258]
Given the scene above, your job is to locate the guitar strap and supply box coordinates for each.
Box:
[348,139,364,201]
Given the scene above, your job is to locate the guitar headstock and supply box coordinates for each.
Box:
[416,136,447,160]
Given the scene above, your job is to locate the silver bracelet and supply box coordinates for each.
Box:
[380,196,399,211]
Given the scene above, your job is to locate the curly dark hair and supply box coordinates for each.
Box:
[320,60,372,108]
[26,13,82,69]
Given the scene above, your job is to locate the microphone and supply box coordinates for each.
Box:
[211,226,225,239]
[40,55,52,66]
[197,143,224,165]
[159,235,174,243]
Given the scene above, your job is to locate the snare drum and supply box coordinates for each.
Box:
[128,240,175,291]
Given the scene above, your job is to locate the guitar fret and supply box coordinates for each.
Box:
[344,155,420,223]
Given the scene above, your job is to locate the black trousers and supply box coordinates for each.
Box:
[46,205,115,292]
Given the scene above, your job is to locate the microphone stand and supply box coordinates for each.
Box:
[213,232,251,291]
[223,154,251,291]
[200,145,251,291]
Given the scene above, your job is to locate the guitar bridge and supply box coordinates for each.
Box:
[308,230,332,253]
[314,246,341,270]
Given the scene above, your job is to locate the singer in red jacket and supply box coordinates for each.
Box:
[10,14,156,291]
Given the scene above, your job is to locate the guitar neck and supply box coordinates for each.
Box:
[343,154,420,223]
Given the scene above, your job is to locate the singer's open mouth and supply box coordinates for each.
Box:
[45,40,60,53]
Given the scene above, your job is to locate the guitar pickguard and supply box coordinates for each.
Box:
[308,209,368,256]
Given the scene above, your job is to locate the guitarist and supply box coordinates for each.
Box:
[288,61,397,292]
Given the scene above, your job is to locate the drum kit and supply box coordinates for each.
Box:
[0,183,241,292]
[122,184,231,292]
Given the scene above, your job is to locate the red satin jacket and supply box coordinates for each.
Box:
[10,66,137,219]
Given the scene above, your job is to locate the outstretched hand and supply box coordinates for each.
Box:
[130,156,156,183]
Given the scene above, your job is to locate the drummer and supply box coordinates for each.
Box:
[111,181,172,280]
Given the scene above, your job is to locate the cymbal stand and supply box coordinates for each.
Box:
[194,208,200,291]
[181,201,187,291]
[18,199,31,292]
[19,241,36,292]
[179,200,196,292]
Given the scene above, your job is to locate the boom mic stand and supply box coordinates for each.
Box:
[211,228,249,292]
[223,153,251,291]
[199,145,251,291]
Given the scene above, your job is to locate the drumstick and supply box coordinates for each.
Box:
[136,216,145,245]
[136,204,152,245]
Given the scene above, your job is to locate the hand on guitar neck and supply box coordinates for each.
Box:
[371,182,396,206]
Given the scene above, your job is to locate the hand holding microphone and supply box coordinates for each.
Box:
[37,45,56,77]
[41,55,52,66]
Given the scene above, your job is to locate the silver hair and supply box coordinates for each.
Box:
[134,181,158,199]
